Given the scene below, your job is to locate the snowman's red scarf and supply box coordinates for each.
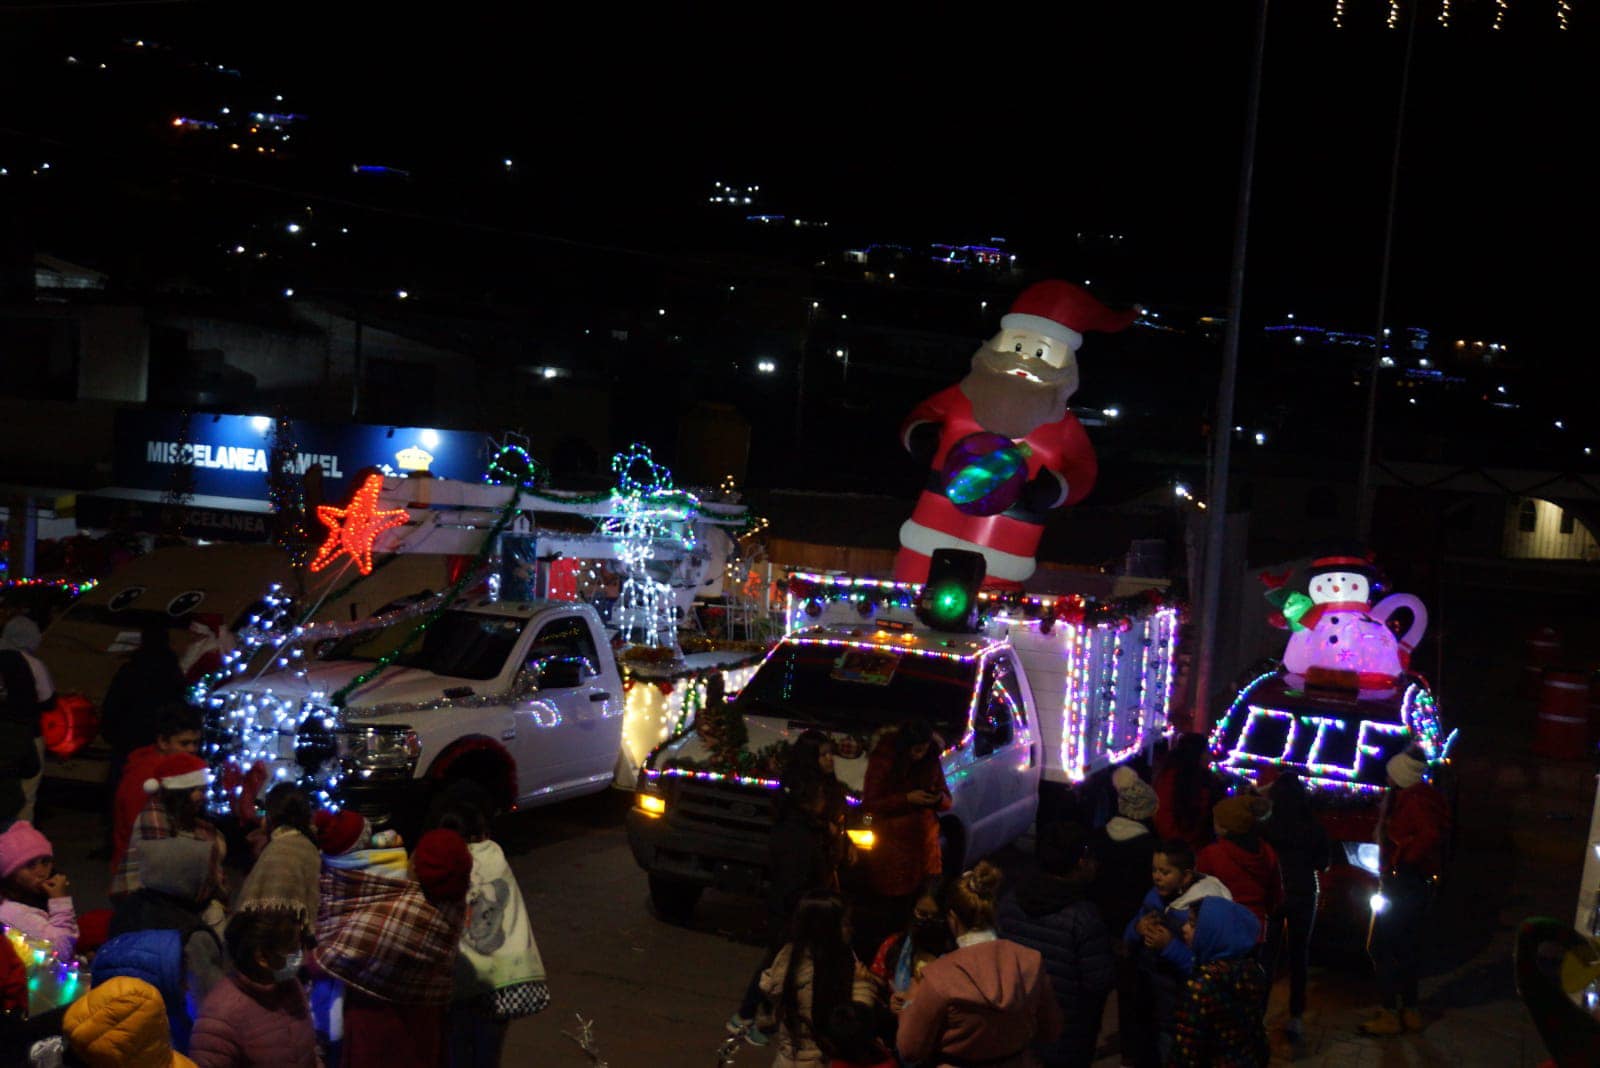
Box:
[313,864,464,1006]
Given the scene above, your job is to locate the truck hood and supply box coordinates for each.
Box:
[651,714,872,792]
[215,660,504,718]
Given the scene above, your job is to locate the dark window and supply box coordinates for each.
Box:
[977,660,1019,748]
[1305,485,1338,520]
[526,616,600,677]
[1561,509,1576,535]
[1518,499,1538,533]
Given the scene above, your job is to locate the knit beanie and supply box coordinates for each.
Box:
[412,829,472,902]
[143,752,211,795]
[0,820,52,880]
[314,809,370,856]
[1111,765,1159,822]
[1213,793,1268,837]
[1386,752,1426,789]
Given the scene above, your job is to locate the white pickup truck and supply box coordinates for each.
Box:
[208,598,628,826]
[626,570,1179,919]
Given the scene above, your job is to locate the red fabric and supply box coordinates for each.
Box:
[1196,838,1284,940]
[1006,280,1137,335]
[411,830,470,903]
[76,908,114,955]
[340,989,443,1068]
[110,744,165,874]
[1152,767,1217,851]
[892,384,1097,584]
[190,972,322,1068]
[861,736,952,897]
[0,934,26,1014]
[1380,783,1450,878]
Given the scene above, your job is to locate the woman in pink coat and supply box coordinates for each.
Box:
[190,907,321,1068]
[895,862,1062,1067]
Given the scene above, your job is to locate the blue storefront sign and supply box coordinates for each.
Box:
[112,411,490,502]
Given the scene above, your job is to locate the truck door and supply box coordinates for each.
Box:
[511,613,620,797]
[958,655,1040,859]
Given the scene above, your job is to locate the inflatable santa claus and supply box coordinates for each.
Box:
[894,280,1136,587]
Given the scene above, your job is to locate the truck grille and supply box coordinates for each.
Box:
[667,779,778,840]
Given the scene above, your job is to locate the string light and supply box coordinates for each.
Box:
[1494,0,1509,29]
[1334,0,1346,28]
[1387,0,1401,29]
[601,442,698,649]
[1210,671,1455,800]
[1,577,98,598]
[308,473,409,574]
[1439,0,1451,27]
[1558,0,1571,29]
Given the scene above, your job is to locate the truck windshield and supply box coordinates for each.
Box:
[318,610,527,681]
[734,640,976,740]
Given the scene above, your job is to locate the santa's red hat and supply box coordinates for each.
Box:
[1001,280,1138,352]
[144,751,211,794]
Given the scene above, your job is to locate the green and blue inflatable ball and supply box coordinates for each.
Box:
[942,432,1029,516]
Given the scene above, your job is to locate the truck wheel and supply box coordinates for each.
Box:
[648,874,703,923]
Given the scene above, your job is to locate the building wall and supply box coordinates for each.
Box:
[77,306,150,402]
[1503,497,1600,561]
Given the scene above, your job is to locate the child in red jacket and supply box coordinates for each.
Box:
[1198,794,1284,942]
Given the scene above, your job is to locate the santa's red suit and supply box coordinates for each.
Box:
[895,388,1096,587]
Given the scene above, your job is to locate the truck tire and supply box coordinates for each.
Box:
[648,874,703,923]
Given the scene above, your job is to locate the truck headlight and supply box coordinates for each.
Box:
[846,828,875,850]
[1343,841,1382,876]
[636,793,667,817]
[333,726,420,772]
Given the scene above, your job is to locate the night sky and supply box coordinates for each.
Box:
[2,0,1593,372]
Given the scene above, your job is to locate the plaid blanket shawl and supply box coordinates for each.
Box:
[314,864,464,1006]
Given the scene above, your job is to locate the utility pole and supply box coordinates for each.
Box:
[1193,0,1270,736]
[1356,0,1420,541]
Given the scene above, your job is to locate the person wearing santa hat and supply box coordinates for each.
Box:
[111,752,227,931]
[894,280,1137,588]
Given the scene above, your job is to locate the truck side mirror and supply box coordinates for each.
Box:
[534,658,584,690]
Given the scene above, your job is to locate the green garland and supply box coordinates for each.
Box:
[329,489,524,707]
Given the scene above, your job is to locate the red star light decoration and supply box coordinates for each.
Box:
[309,473,409,574]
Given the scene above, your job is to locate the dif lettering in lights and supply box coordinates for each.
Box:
[916,549,986,632]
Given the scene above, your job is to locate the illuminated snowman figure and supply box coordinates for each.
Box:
[1279,553,1427,692]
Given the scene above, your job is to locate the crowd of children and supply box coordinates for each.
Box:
[0,751,547,1068]
[2,696,1452,1068]
[727,727,1451,1068]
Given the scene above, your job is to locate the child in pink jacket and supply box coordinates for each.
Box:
[0,820,78,959]
[190,907,322,1068]
[895,863,1062,1066]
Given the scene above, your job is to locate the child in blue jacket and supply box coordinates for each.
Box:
[1122,839,1233,1066]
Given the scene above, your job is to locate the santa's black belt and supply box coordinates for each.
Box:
[924,471,1050,526]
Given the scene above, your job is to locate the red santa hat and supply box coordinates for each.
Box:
[314,808,371,856]
[143,751,212,794]
[1000,280,1138,352]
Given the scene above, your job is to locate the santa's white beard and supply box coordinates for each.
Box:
[960,348,1077,439]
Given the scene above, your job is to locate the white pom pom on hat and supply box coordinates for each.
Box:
[1111,765,1141,791]
[143,752,212,794]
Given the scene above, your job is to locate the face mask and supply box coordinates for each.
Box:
[272,950,303,983]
